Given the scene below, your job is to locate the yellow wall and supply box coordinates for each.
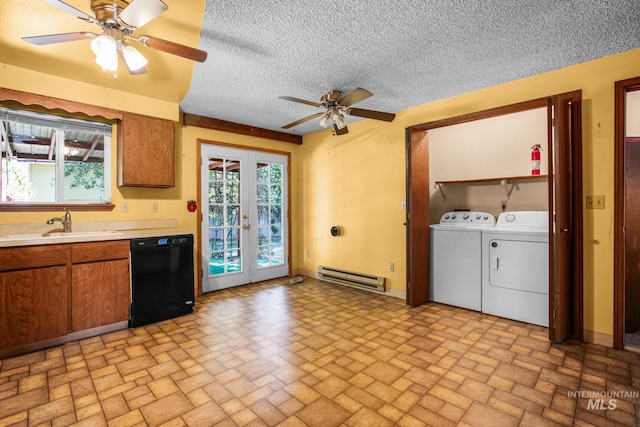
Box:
[300,124,407,296]
[299,48,640,343]
[3,47,640,344]
[0,64,178,120]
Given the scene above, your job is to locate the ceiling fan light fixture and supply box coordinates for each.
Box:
[318,112,331,128]
[334,113,347,130]
[121,44,147,71]
[95,50,118,71]
[90,33,117,56]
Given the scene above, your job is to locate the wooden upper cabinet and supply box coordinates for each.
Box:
[118,112,176,187]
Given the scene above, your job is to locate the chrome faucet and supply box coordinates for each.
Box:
[47,209,72,233]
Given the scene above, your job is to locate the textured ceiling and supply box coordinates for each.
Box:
[2,1,639,136]
[181,0,640,135]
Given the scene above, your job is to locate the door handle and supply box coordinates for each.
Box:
[560,228,568,232]
[242,223,250,230]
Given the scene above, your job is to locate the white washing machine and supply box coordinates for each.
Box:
[430,211,496,311]
[481,211,549,326]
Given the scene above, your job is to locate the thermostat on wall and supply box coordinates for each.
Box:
[330,226,341,237]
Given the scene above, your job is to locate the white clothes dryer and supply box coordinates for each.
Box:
[481,211,549,326]
[430,211,496,311]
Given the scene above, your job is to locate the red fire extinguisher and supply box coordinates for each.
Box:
[531,144,542,175]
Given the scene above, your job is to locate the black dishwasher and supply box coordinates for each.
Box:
[129,234,195,328]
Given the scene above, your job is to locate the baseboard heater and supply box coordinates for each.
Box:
[317,265,385,292]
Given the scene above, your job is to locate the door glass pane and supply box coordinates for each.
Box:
[209,205,223,227]
[256,162,285,269]
[207,156,243,275]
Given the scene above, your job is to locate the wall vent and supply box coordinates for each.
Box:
[317,265,385,293]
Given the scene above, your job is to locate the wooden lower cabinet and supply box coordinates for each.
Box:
[0,266,67,348]
[0,240,131,355]
[71,240,130,332]
[72,259,130,331]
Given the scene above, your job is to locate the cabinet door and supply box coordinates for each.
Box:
[72,259,130,331]
[0,266,67,348]
[118,112,175,187]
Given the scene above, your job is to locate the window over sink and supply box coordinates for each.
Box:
[1,107,112,205]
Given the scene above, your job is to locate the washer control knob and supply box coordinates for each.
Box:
[483,215,489,220]
[505,214,516,222]
[476,214,481,220]
[444,214,450,220]
[463,213,469,220]
[451,214,457,219]
[491,241,498,247]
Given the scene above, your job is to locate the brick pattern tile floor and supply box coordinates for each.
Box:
[1,278,639,426]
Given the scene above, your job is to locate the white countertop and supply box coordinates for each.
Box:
[0,220,195,248]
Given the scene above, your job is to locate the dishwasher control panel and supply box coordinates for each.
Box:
[131,234,193,248]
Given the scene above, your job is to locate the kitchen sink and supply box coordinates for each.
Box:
[0,230,123,240]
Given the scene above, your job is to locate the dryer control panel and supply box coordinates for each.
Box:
[439,211,496,226]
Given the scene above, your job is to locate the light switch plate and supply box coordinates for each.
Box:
[586,195,605,209]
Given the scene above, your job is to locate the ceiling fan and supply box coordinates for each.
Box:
[279,87,395,135]
[22,0,208,75]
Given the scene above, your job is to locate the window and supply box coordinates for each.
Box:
[0,108,111,204]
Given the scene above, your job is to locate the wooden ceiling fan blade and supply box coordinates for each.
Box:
[41,0,96,23]
[333,124,349,135]
[346,108,396,122]
[22,31,97,45]
[282,112,323,129]
[278,96,322,108]
[337,87,372,107]
[137,35,207,62]
[118,0,168,30]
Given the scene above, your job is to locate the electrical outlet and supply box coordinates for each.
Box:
[121,202,128,213]
[388,262,394,272]
[152,202,159,212]
[586,195,605,209]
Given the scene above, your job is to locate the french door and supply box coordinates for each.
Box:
[200,145,288,292]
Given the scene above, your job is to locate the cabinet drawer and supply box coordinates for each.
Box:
[71,240,129,264]
[0,244,68,272]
